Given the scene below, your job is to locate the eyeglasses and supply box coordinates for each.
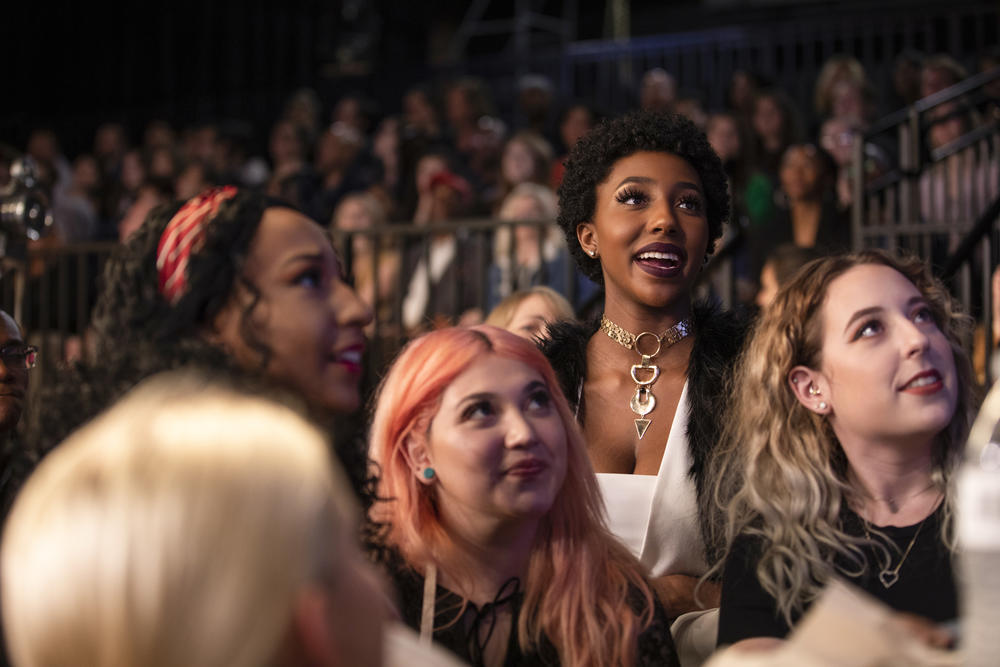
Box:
[0,344,38,370]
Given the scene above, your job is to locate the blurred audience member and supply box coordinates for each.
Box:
[3,372,389,667]
[889,50,926,110]
[403,154,483,331]
[488,183,566,307]
[814,55,874,125]
[331,193,400,328]
[485,285,575,341]
[371,116,402,210]
[516,73,557,142]
[333,92,378,136]
[282,87,323,143]
[727,69,763,120]
[117,182,170,243]
[639,68,677,113]
[754,244,822,309]
[550,103,595,188]
[819,117,889,209]
[310,122,382,224]
[497,130,553,209]
[142,120,176,153]
[93,122,128,180]
[749,143,846,278]
[921,54,967,98]
[175,161,218,201]
[444,77,505,197]
[266,119,313,207]
[750,88,803,177]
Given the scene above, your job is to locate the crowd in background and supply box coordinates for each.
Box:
[3,47,1000,335]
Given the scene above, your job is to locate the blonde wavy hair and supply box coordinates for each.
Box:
[709,250,976,626]
[2,372,365,667]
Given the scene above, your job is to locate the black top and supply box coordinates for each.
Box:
[747,198,850,278]
[390,563,680,667]
[718,505,956,645]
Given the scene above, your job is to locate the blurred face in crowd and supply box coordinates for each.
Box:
[820,118,858,167]
[830,80,866,125]
[507,294,565,340]
[446,87,474,127]
[270,121,303,165]
[779,145,823,201]
[0,313,29,433]
[927,102,966,149]
[71,155,101,193]
[144,121,175,151]
[175,163,211,201]
[420,354,568,531]
[560,106,593,153]
[148,148,176,181]
[94,123,126,161]
[706,114,741,163]
[212,208,372,414]
[639,69,676,112]
[121,150,145,192]
[921,65,960,98]
[808,264,958,452]
[752,95,784,144]
[404,89,437,132]
[502,139,537,185]
[333,196,375,232]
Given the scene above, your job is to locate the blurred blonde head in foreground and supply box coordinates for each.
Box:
[2,371,386,667]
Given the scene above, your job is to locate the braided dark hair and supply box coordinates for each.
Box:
[557,111,730,284]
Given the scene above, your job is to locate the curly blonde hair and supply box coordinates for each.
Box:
[709,250,976,625]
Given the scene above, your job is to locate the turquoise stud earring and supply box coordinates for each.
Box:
[422,467,436,480]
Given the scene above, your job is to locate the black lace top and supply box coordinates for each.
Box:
[389,561,680,666]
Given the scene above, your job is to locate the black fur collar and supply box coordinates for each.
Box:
[541,301,747,562]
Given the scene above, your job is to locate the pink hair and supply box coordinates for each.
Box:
[369,325,653,667]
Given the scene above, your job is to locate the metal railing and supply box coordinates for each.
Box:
[852,67,1000,381]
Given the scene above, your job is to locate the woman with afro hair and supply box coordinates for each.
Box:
[27,188,376,508]
[541,111,745,662]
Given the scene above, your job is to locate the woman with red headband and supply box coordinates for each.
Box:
[29,188,375,504]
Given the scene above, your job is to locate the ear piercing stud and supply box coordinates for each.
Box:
[818,402,828,410]
[422,467,436,480]
[588,249,597,257]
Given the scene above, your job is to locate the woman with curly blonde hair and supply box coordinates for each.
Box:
[712,250,976,648]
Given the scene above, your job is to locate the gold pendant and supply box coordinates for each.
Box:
[631,386,655,439]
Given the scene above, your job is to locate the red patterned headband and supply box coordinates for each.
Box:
[156,186,238,304]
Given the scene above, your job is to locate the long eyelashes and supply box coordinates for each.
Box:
[613,187,704,212]
[615,187,647,205]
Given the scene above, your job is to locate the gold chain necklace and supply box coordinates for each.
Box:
[600,315,691,439]
[861,514,929,589]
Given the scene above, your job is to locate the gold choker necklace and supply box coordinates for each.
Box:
[600,315,691,439]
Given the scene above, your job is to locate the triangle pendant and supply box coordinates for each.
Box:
[635,418,651,439]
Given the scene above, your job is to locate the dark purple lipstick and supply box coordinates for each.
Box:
[633,242,687,278]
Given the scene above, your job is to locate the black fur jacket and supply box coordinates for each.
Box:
[540,301,747,565]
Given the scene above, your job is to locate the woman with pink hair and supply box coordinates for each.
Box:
[369,325,677,666]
